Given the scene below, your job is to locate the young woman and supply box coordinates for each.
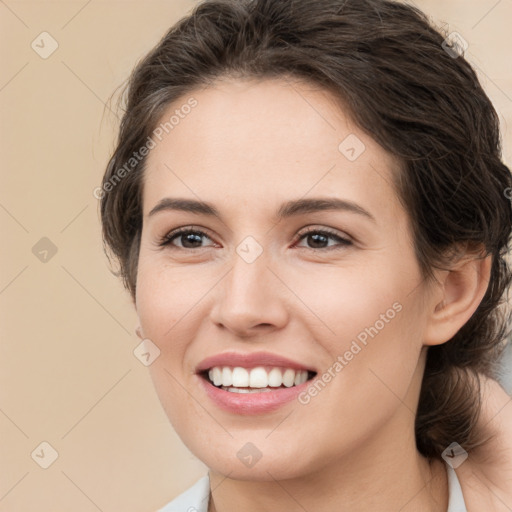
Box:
[100,0,512,510]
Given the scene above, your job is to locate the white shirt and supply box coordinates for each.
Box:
[158,462,467,512]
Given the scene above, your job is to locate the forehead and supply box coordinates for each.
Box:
[142,78,404,224]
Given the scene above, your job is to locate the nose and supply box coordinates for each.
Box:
[209,247,289,338]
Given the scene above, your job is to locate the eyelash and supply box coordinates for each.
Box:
[157,226,353,252]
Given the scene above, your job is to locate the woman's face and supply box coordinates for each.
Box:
[136,78,435,480]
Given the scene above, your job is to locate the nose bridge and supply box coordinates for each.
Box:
[229,241,268,298]
[225,240,273,310]
[211,237,289,334]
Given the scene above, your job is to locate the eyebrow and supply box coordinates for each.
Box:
[147,197,376,223]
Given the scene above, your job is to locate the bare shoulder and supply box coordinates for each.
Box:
[456,375,512,511]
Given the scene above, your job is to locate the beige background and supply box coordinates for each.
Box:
[1,1,511,511]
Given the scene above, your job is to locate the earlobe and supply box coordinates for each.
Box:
[423,252,492,347]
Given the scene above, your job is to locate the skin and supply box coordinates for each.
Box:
[134,77,507,511]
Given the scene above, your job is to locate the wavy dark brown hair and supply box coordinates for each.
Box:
[100,0,512,459]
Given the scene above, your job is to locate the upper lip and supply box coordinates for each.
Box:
[196,351,316,373]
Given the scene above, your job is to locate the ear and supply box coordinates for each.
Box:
[423,250,492,347]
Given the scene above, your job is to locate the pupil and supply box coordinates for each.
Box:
[309,233,327,248]
[183,233,202,248]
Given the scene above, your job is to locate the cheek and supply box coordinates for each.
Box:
[288,260,417,343]
[293,258,425,400]
[135,260,203,430]
[135,256,207,344]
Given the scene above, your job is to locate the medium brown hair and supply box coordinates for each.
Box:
[100,0,512,459]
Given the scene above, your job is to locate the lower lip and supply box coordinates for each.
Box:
[198,375,311,415]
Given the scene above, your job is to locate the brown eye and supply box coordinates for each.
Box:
[295,229,352,250]
[159,228,215,249]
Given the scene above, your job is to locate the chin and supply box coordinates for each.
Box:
[186,436,321,482]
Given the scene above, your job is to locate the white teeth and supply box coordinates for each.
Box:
[231,367,249,387]
[206,366,310,390]
[249,367,268,388]
[212,367,222,386]
[268,367,283,387]
[222,367,233,386]
[282,368,295,387]
[221,387,273,393]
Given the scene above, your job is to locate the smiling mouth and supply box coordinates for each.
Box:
[201,366,317,393]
